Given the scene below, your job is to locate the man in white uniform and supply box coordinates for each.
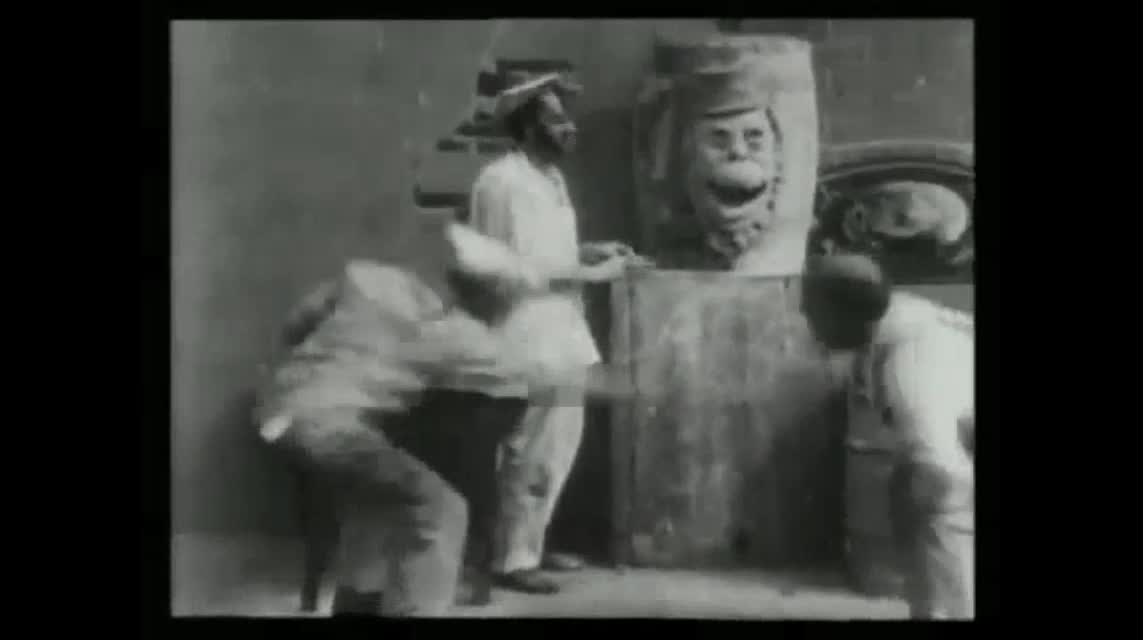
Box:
[468,71,642,594]
[800,254,974,619]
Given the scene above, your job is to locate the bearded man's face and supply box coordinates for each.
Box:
[528,91,578,157]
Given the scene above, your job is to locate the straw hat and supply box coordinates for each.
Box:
[491,71,583,122]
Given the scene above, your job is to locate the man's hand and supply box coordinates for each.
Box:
[580,241,635,265]
[623,253,657,270]
[549,250,655,290]
[584,254,631,282]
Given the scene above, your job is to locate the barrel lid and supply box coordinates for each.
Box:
[653,34,812,76]
[655,33,812,53]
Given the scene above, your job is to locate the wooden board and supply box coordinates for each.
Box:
[610,270,843,569]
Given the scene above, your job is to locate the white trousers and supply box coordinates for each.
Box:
[491,390,586,574]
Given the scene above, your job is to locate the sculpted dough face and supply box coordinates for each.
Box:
[684,108,782,256]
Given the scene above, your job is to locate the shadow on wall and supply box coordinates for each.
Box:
[173,20,506,535]
[170,386,302,542]
[564,106,641,254]
[548,282,616,560]
[547,105,641,558]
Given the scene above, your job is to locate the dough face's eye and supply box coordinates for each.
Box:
[706,127,732,150]
[743,127,766,151]
[845,203,868,229]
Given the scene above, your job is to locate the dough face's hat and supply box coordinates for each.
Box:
[491,71,583,122]
[678,64,771,119]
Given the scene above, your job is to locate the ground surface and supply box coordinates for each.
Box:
[172,533,907,619]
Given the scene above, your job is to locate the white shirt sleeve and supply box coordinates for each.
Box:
[445,223,542,289]
[453,168,551,293]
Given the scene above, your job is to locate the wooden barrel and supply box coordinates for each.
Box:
[609,271,842,569]
[633,35,819,274]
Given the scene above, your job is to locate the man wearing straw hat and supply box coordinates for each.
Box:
[468,70,650,594]
[800,253,974,619]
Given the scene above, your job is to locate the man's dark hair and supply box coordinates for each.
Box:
[503,96,542,143]
[803,254,890,313]
[801,253,892,350]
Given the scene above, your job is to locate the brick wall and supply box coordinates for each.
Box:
[726,19,973,144]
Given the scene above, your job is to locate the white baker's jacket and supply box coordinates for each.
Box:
[861,293,975,485]
[464,150,601,383]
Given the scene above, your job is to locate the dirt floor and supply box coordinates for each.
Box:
[171,533,907,619]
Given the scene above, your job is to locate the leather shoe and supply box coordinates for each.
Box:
[541,552,586,572]
[456,566,494,606]
[492,569,561,594]
[330,587,383,616]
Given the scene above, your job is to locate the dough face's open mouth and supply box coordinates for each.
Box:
[706,180,769,208]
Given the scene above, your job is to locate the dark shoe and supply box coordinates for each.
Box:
[456,566,494,607]
[541,552,586,572]
[492,569,561,594]
[330,587,384,616]
[456,584,494,607]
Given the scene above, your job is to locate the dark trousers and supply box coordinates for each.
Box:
[276,392,524,616]
[278,406,465,616]
[389,390,528,600]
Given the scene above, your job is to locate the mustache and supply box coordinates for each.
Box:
[538,127,577,153]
